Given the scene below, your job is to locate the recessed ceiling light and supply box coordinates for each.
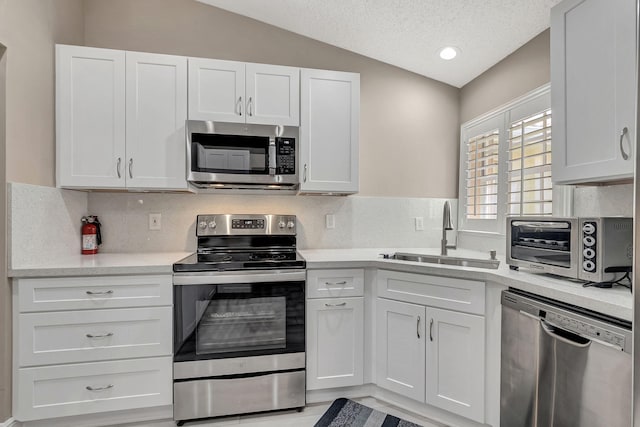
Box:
[439,46,459,60]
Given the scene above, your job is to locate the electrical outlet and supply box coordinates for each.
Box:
[415,217,424,231]
[325,214,336,229]
[149,213,161,230]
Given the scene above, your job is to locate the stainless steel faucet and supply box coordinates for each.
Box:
[441,201,456,256]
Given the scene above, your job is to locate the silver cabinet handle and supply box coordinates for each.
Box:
[238,96,243,116]
[325,302,347,307]
[86,332,114,339]
[429,318,434,342]
[247,97,253,117]
[116,158,122,178]
[325,281,347,286]
[303,164,308,182]
[620,127,629,160]
[86,290,113,295]
[86,384,114,391]
[128,158,133,178]
[417,316,421,339]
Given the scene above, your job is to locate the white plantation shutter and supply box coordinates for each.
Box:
[459,86,558,235]
[466,130,499,219]
[507,109,552,216]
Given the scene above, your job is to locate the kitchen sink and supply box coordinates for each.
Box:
[384,252,500,269]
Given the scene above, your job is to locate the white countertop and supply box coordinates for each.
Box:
[299,247,633,322]
[9,252,192,278]
[9,247,631,321]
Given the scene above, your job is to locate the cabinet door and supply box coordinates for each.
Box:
[246,63,299,126]
[306,297,364,390]
[125,52,188,190]
[56,45,126,189]
[300,69,360,194]
[376,298,425,401]
[426,307,485,423]
[551,0,636,184]
[188,58,245,123]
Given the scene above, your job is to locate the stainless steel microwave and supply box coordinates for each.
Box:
[186,120,298,190]
[506,216,632,282]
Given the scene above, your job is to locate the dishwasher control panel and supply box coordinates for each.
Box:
[544,311,626,348]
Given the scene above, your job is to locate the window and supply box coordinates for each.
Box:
[458,85,562,235]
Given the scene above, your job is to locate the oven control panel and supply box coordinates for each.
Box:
[197,214,297,236]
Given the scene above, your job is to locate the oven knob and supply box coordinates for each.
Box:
[198,221,208,229]
[278,221,286,229]
[287,220,295,229]
[208,221,216,229]
[583,223,596,234]
[583,260,596,272]
[583,236,595,247]
[583,248,595,259]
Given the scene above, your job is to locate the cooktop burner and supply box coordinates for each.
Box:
[173,214,306,273]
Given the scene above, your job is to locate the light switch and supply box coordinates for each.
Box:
[326,214,335,229]
[415,217,424,231]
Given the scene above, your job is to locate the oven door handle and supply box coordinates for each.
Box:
[173,270,306,285]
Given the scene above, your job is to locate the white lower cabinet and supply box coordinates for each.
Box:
[376,298,426,401]
[375,270,486,424]
[16,356,172,421]
[306,297,364,390]
[306,269,365,390]
[12,275,173,422]
[426,307,485,423]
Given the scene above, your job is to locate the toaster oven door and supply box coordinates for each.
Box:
[507,218,579,277]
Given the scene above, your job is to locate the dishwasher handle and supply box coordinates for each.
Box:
[540,320,591,348]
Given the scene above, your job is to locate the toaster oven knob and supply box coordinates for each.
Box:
[198,221,208,230]
[583,236,596,247]
[278,221,286,229]
[287,220,295,229]
[583,248,596,259]
[582,223,596,234]
[583,260,596,272]
[208,221,217,229]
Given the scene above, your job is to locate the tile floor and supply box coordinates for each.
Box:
[128,397,448,427]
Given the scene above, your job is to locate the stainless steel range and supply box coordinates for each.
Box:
[172,214,306,425]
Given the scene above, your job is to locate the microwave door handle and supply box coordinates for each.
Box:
[268,138,276,176]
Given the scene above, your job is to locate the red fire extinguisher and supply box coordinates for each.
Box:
[81,216,102,255]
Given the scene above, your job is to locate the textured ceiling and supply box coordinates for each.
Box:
[197,0,562,88]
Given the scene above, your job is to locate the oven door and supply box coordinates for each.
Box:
[173,270,305,365]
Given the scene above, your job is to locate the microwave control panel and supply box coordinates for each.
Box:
[276,138,296,174]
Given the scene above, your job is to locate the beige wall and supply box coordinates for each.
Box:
[0,1,84,420]
[0,0,85,187]
[0,44,7,424]
[459,29,550,124]
[83,0,460,198]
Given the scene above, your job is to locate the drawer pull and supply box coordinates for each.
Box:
[325,302,347,307]
[86,384,114,392]
[325,281,347,286]
[86,290,114,295]
[86,332,114,339]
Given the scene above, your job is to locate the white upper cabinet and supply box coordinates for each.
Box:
[56,45,126,189]
[56,45,188,190]
[125,52,188,189]
[299,69,360,194]
[551,0,636,184]
[188,59,300,126]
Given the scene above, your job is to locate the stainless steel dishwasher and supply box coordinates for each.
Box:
[500,289,631,427]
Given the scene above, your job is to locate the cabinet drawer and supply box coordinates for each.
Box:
[377,270,485,315]
[16,275,172,312]
[18,307,172,366]
[15,356,172,421]
[307,269,364,298]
